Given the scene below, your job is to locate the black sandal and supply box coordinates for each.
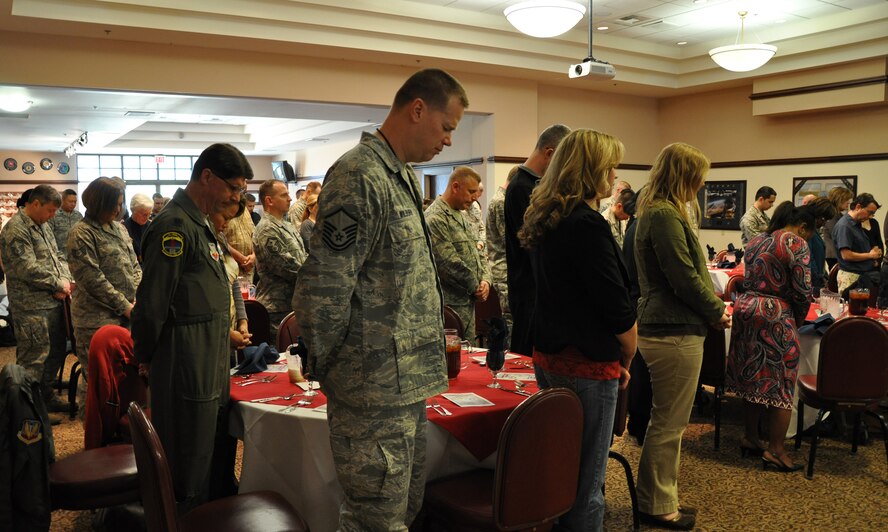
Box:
[761,450,803,472]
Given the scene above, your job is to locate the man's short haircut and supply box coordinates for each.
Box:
[245,193,257,202]
[258,179,280,205]
[306,181,322,193]
[535,124,571,151]
[392,68,469,111]
[191,143,254,182]
[130,193,153,212]
[853,193,880,210]
[616,188,635,209]
[29,184,62,207]
[755,186,777,200]
[62,189,77,198]
[152,192,163,200]
[448,166,481,185]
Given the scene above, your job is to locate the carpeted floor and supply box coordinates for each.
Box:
[4,347,886,531]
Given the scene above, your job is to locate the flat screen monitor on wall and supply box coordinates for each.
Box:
[272,160,296,182]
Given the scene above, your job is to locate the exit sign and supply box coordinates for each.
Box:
[155,155,165,164]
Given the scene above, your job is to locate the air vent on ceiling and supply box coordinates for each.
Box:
[125,111,155,117]
[614,15,658,26]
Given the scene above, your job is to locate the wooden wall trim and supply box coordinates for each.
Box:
[749,76,888,101]
[1,179,78,185]
[711,153,888,168]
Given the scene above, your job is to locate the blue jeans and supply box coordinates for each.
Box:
[542,371,618,532]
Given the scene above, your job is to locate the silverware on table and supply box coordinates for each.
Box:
[432,401,452,416]
[238,375,277,386]
[250,392,298,403]
[280,397,315,413]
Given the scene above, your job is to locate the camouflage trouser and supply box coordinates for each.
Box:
[13,305,67,394]
[450,301,476,346]
[327,399,427,531]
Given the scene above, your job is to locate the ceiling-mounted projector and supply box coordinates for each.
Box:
[569,59,615,79]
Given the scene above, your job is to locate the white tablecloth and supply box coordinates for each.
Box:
[709,269,732,294]
[228,401,495,532]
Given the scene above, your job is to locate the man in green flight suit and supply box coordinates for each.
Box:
[293,68,469,531]
[132,143,252,511]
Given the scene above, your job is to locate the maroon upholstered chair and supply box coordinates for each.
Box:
[275,310,302,352]
[722,274,743,303]
[243,299,272,349]
[423,388,583,531]
[49,444,140,510]
[443,305,465,340]
[127,403,309,532]
[793,316,888,480]
[827,263,839,293]
[474,285,503,347]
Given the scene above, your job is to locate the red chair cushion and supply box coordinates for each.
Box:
[424,470,496,529]
[179,491,308,532]
[49,444,139,510]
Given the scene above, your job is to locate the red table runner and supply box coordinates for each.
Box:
[228,353,538,461]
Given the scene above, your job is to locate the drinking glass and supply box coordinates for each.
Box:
[486,349,505,389]
[301,353,318,397]
[848,288,869,316]
[444,330,462,379]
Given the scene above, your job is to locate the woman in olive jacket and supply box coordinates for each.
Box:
[633,143,731,530]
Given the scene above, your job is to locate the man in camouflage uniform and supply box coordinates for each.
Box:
[253,179,307,339]
[132,143,252,511]
[67,177,142,414]
[426,166,490,342]
[49,189,83,259]
[293,68,468,531]
[463,181,486,260]
[0,185,73,411]
[486,166,516,333]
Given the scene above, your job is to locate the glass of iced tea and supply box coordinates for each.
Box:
[848,288,869,316]
[444,329,461,379]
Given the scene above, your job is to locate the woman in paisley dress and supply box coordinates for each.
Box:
[726,201,813,472]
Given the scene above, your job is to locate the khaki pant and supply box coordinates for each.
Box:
[636,334,704,515]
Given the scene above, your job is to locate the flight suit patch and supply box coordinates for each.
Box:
[322,208,358,252]
[162,232,184,257]
[17,419,42,445]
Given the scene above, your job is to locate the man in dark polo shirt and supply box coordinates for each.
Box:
[833,192,882,296]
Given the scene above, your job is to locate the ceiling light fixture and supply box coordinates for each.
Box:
[63,131,88,158]
[0,95,32,113]
[504,0,586,38]
[709,11,777,72]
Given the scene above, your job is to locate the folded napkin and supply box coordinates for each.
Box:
[234,342,280,375]
[716,260,737,269]
[798,313,835,335]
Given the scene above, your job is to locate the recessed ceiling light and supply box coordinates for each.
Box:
[0,95,32,113]
[677,41,688,46]
[597,26,609,31]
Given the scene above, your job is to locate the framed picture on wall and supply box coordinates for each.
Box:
[697,180,746,230]
[792,176,857,205]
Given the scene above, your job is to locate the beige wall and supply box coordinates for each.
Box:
[659,85,888,161]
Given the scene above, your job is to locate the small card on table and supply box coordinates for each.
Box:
[442,392,495,408]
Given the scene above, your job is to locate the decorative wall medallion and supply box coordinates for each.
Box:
[22,162,35,175]
[58,162,70,175]
[40,158,53,171]
[3,158,16,171]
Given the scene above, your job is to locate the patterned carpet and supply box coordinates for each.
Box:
[3,348,885,531]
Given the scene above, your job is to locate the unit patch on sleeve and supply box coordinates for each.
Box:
[17,419,43,445]
[162,232,184,257]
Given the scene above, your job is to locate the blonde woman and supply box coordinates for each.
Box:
[634,143,730,530]
[519,129,636,531]
[823,187,853,271]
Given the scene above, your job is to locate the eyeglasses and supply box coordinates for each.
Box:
[208,170,247,194]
